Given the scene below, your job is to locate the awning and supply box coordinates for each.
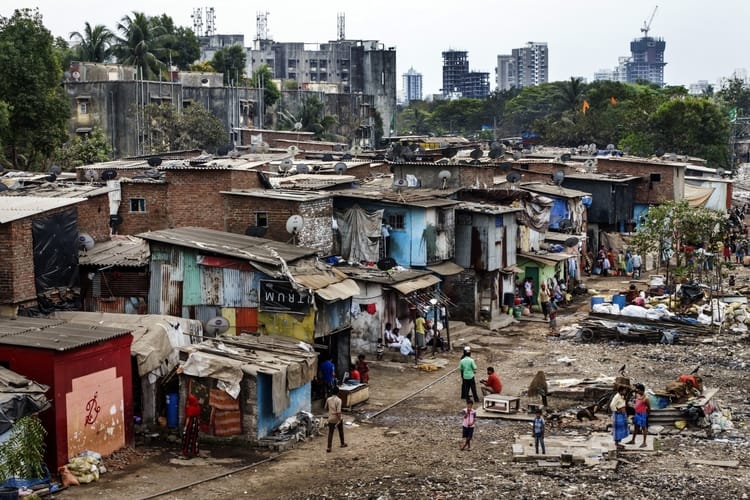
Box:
[500,265,524,274]
[75,127,92,133]
[315,279,359,301]
[391,274,441,295]
[684,184,715,207]
[518,252,574,267]
[427,261,464,276]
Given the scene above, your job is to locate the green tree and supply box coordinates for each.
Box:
[114,11,167,79]
[69,22,114,63]
[189,60,214,73]
[249,64,280,116]
[211,45,246,85]
[142,102,227,154]
[54,127,113,168]
[554,76,587,113]
[156,15,199,70]
[0,8,69,169]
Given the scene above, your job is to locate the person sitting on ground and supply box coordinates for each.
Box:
[346,363,360,384]
[479,367,503,397]
[387,327,404,348]
[400,333,415,357]
[625,284,639,304]
[383,322,398,345]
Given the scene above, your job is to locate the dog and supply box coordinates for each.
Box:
[576,404,600,421]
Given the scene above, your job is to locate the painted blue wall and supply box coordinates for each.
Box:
[256,375,311,439]
[335,198,427,267]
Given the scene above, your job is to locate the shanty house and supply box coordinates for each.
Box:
[0,317,133,469]
[178,334,317,442]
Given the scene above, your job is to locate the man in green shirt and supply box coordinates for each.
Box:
[459,347,479,401]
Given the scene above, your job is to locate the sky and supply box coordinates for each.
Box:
[6,0,750,95]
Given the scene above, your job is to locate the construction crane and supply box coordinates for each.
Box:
[641,5,658,37]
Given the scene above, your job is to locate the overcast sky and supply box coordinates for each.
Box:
[6,1,750,95]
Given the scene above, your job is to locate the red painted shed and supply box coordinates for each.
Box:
[0,317,133,469]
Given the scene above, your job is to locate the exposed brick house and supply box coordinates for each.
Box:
[223,189,334,256]
[595,156,683,206]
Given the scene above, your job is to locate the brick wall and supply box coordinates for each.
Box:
[224,196,333,255]
[457,165,495,189]
[76,194,112,242]
[117,182,169,235]
[346,162,391,180]
[440,270,477,323]
[595,158,676,204]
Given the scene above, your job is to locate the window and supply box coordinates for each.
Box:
[387,213,405,230]
[78,102,89,114]
[129,198,146,212]
[256,212,269,227]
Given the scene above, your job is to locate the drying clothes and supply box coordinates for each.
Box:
[366,303,377,314]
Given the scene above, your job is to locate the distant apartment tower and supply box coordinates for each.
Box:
[626,36,666,85]
[403,67,423,103]
[441,50,489,98]
[495,42,548,90]
[689,80,711,95]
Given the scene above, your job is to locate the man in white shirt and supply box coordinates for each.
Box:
[400,333,415,357]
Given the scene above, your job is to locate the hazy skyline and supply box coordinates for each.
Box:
[5,1,750,95]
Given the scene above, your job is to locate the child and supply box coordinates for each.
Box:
[460,398,477,451]
[548,301,559,337]
[355,354,370,383]
[376,338,384,361]
[627,383,650,448]
[532,409,546,455]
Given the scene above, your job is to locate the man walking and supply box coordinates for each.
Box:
[459,347,479,402]
[324,386,347,453]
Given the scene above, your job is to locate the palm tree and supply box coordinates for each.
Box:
[555,77,587,113]
[114,12,167,80]
[69,22,114,63]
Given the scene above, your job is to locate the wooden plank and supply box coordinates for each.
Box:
[688,459,740,468]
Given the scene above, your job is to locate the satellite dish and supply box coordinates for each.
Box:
[294,121,303,130]
[351,145,363,156]
[258,142,270,154]
[500,162,513,172]
[145,169,162,179]
[506,172,522,184]
[217,144,233,156]
[401,148,413,161]
[552,171,565,185]
[334,162,347,175]
[78,233,95,251]
[564,236,580,247]
[512,152,522,160]
[584,159,596,172]
[623,146,631,155]
[147,156,162,167]
[286,214,304,234]
[245,225,268,237]
[393,178,408,189]
[470,148,483,160]
[287,145,299,157]
[50,165,62,176]
[606,144,615,151]
[438,170,452,189]
[0,183,8,192]
[560,153,572,162]
[296,163,309,174]
[374,153,385,161]
[44,173,57,183]
[588,143,597,155]
[443,147,458,158]
[341,153,353,161]
[667,153,678,161]
[716,168,726,177]
[84,169,99,181]
[278,158,293,173]
[204,316,230,336]
[488,146,505,159]
[654,147,665,158]
[100,169,118,181]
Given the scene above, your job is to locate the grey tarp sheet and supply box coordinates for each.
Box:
[335,205,384,263]
[518,195,554,231]
[0,366,50,436]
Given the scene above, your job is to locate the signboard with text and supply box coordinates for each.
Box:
[259,280,310,314]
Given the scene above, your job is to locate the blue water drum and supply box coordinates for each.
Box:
[590,296,605,310]
[612,294,627,309]
[166,393,179,428]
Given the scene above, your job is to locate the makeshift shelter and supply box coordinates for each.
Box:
[178,333,317,441]
[53,311,202,423]
[0,366,50,437]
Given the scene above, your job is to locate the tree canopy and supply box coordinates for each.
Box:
[211,45,246,86]
[141,102,228,154]
[114,12,169,79]
[0,8,69,169]
[69,22,114,63]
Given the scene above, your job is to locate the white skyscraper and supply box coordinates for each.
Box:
[402,67,423,104]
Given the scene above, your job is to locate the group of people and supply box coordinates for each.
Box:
[594,247,642,278]
[611,383,650,450]
[381,315,447,361]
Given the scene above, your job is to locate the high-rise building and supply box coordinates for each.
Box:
[626,36,666,85]
[402,67,423,103]
[495,42,548,90]
[441,50,489,99]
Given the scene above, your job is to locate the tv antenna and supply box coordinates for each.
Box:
[337,12,345,40]
[641,5,658,38]
[256,11,269,41]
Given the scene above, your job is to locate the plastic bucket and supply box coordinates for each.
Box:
[166,393,179,428]
[0,487,19,500]
[590,296,605,310]
[612,294,627,309]
[513,306,522,319]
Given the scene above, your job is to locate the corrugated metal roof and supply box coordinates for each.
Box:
[455,201,522,215]
[0,318,65,334]
[78,235,150,267]
[390,274,441,295]
[336,266,434,285]
[222,188,332,202]
[518,251,574,266]
[315,279,359,301]
[138,227,317,266]
[563,172,642,183]
[0,197,86,223]
[520,182,591,199]
[427,261,464,276]
[0,317,130,351]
